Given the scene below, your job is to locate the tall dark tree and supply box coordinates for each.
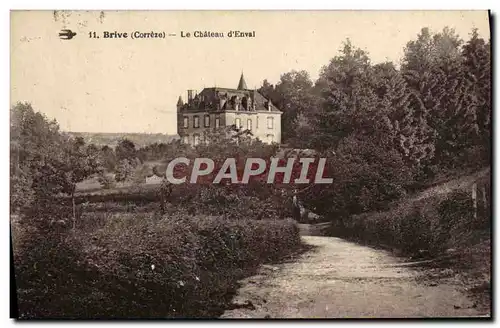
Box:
[372,62,434,166]
[314,40,380,150]
[462,28,491,162]
[401,27,477,171]
[258,79,277,102]
[299,40,415,224]
[401,27,441,167]
[259,71,317,145]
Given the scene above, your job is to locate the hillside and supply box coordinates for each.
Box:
[66,132,178,148]
[414,168,490,201]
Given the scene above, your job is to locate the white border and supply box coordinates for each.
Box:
[3,0,498,10]
[2,1,498,327]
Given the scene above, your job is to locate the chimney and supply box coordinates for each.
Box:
[188,90,194,102]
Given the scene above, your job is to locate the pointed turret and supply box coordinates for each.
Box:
[237,72,248,90]
[176,96,184,111]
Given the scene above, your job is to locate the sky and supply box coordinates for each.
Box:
[10,10,490,134]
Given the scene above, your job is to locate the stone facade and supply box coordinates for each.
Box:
[177,73,282,146]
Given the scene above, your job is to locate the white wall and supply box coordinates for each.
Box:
[224,111,282,144]
[178,110,282,145]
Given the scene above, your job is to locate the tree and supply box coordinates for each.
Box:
[292,112,316,149]
[462,28,491,163]
[10,103,66,214]
[301,135,413,226]
[258,79,277,102]
[313,40,380,150]
[99,145,117,171]
[60,137,100,229]
[10,103,99,229]
[115,138,137,161]
[297,40,419,221]
[115,159,134,182]
[259,71,318,145]
[400,27,480,173]
[400,28,441,164]
[372,62,434,166]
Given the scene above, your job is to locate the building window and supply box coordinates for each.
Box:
[182,135,189,144]
[204,115,210,127]
[194,116,200,128]
[183,116,189,128]
[215,117,220,128]
[247,119,252,131]
[193,134,200,146]
[256,116,259,129]
[267,134,274,143]
[267,117,274,129]
[235,118,241,128]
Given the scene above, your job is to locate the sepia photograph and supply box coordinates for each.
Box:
[9,10,492,319]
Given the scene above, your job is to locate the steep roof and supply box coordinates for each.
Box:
[178,73,281,112]
[181,87,281,112]
[176,96,184,107]
[252,90,280,112]
[237,72,248,90]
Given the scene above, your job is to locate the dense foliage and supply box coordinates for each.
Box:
[10,106,302,319]
[259,28,490,220]
[14,214,300,318]
[336,172,490,257]
[10,26,491,318]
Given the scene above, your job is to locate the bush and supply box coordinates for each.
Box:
[13,228,97,318]
[336,181,489,258]
[97,172,116,189]
[176,183,293,220]
[13,214,301,318]
[302,135,414,222]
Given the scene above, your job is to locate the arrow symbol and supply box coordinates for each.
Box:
[59,29,77,40]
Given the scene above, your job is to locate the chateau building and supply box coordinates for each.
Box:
[177,73,282,146]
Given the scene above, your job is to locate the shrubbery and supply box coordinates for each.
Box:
[335,177,490,258]
[13,214,301,318]
[301,135,414,223]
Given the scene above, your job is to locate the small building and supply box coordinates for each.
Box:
[177,73,282,146]
[145,174,164,185]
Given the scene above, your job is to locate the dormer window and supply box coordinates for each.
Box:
[242,97,248,110]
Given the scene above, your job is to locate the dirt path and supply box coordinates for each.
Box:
[221,236,488,318]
